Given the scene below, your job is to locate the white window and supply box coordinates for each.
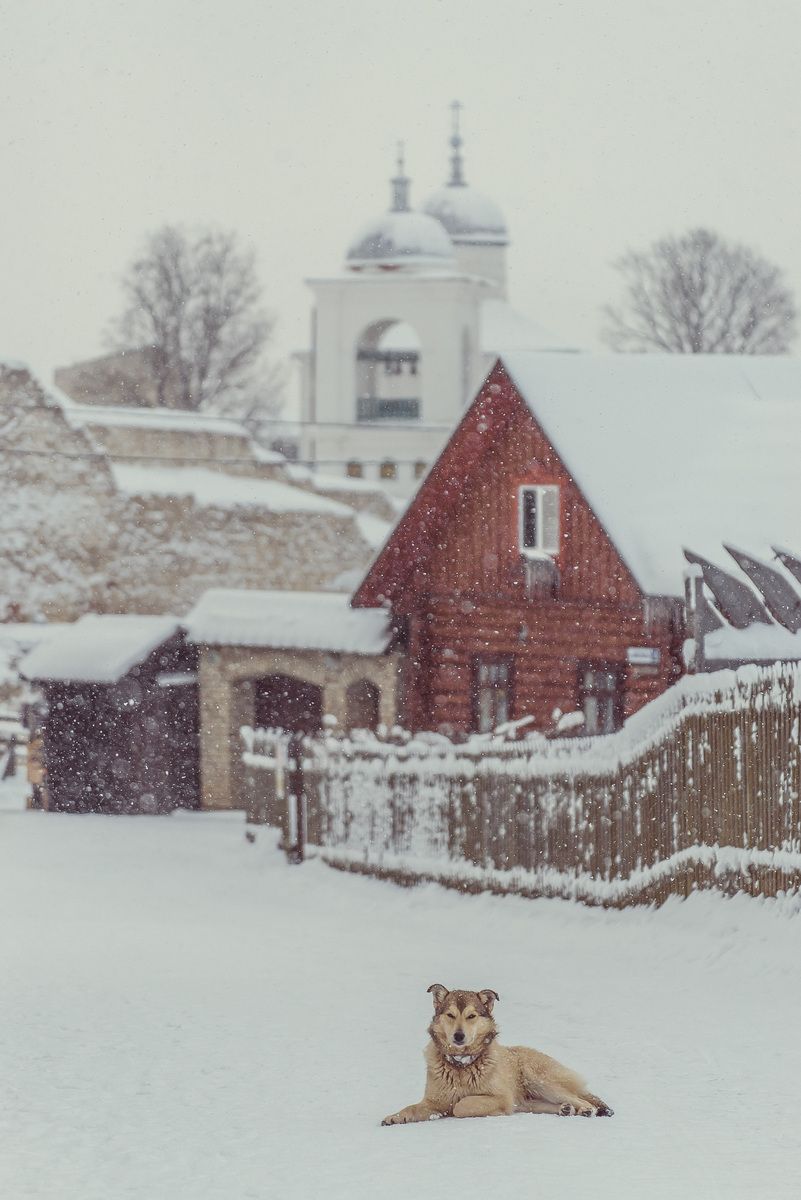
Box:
[518,485,560,555]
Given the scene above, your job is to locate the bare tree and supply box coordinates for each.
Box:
[602,228,797,354]
[109,225,283,413]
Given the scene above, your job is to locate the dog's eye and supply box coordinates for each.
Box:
[445,1013,457,1020]
[466,1013,477,1020]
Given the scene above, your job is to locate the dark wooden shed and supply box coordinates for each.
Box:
[21,615,200,814]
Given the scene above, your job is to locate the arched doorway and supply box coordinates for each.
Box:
[355,319,421,423]
[346,679,380,732]
[254,674,323,734]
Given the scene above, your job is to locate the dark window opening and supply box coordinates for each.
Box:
[254,674,322,734]
[379,460,397,480]
[521,488,538,549]
[346,460,363,478]
[346,679,380,731]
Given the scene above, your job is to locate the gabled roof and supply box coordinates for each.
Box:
[354,352,801,605]
[498,351,801,597]
[20,615,180,684]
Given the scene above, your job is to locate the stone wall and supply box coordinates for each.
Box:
[198,645,399,810]
[55,348,168,408]
[105,495,373,615]
[0,363,379,621]
[82,422,284,477]
[0,364,121,619]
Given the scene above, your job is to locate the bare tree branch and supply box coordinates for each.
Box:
[107,224,284,416]
[602,228,797,354]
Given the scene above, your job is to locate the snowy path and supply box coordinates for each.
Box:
[1,782,799,1200]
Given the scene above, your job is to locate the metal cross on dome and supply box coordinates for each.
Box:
[391,139,410,212]
[449,100,465,186]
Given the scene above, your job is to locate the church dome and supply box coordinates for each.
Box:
[422,185,508,246]
[346,209,455,269]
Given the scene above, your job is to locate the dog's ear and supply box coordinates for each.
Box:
[427,983,449,1007]
[477,989,500,1013]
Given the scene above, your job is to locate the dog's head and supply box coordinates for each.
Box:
[426,983,499,1054]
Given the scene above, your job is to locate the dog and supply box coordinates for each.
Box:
[381,984,614,1124]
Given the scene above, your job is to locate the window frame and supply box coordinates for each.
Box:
[518,484,560,556]
[471,654,514,734]
[577,662,624,736]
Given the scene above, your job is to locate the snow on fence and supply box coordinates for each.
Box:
[241,663,801,907]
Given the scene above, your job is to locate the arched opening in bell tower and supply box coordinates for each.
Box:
[355,319,421,423]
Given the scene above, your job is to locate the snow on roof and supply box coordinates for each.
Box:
[185,589,393,654]
[20,615,180,683]
[346,210,455,267]
[0,623,68,654]
[422,184,508,245]
[63,403,249,438]
[481,299,578,354]
[502,351,801,597]
[705,622,801,663]
[111,464,353,516]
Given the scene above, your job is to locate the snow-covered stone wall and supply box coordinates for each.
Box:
[0,363,379,621]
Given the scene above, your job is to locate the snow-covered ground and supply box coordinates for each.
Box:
[1,776,799,1200]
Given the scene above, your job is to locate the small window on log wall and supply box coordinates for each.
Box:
[472,656,513,733]
[579,666,622,735]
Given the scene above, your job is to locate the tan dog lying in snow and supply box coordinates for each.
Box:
[382,984,614,1124]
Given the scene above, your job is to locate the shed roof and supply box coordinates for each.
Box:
[20,615,180,683]
[502,351,801,596]
[185,589,392,655]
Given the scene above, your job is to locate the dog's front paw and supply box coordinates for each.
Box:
[558,1103,576,1117]
[382,1103,440,1126]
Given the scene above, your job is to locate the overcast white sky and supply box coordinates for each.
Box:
[3,0,801,389]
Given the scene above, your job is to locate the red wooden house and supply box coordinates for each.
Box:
[353,351,801,736]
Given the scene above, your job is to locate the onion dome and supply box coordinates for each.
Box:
[346,144,455,270]
[423,185,508,246]
[421,101,509,246]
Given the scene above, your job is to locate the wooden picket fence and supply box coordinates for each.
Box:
[242,663,801,907]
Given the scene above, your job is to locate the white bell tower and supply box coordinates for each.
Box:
[296,114,515,493]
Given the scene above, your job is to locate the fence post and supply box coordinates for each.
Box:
[286,733,305,864]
